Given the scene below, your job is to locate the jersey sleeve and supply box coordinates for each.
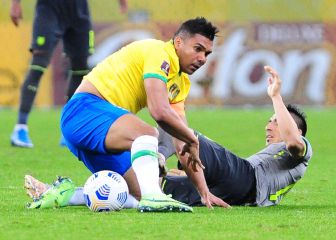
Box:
[143,48,170,84]
[167,73,191,104]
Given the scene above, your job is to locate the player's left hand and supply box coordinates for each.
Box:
[201,191,231,209]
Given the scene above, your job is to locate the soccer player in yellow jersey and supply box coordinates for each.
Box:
[29,17,228,212]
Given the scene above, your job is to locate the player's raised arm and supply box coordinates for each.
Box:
[264,66,306,158]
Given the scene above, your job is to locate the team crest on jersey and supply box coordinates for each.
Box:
[161,61,170,76]
[168,83,180,100]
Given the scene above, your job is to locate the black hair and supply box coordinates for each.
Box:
[174,17,219,41]
[287,104,307,136]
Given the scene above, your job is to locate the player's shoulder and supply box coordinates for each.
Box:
[134,39,165,48]
[131,39,170,59]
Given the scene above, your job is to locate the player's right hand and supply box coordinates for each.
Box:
[180,142,205,172]
[201,191,231,209]
[10,0,22,27]
[265,65,282,98]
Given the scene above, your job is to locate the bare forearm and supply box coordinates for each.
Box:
[271,95,305,156]
[155,108,197,147]
[272,95,300,140]
[181,160,209,197]
[145,79,196,146]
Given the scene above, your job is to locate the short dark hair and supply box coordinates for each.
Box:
[287,104,307,136]
[174,17,219,41]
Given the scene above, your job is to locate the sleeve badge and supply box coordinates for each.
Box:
[160,61,170,76]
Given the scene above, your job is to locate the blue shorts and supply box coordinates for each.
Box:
[60,93,131,175]
[31,0,92,57]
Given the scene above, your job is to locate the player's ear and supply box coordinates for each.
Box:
[174,36,183,48]
[298,129,302,135]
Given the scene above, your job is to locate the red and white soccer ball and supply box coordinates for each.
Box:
[83,170,129,212]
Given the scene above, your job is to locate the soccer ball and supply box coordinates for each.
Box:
[83,170,129,212]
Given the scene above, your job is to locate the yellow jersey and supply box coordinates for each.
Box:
[84,39,190,114]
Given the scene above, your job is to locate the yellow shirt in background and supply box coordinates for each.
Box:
[84,39,190,113]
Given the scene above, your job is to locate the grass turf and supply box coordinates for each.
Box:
[0,107,335,240]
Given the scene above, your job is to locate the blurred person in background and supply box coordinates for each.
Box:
[9,0,128,148]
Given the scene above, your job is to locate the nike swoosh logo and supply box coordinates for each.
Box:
[60,189,71,195]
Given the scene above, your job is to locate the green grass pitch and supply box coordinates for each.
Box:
[0,107,335,239]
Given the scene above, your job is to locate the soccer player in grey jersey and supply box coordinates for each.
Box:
[161,65,312,207]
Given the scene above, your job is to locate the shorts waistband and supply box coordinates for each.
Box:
[70,92,102,101]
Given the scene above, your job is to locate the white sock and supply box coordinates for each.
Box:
[131,135,162,196]
[123,194,139,208]
[14,124,28,131]
[68,187,85,206]
[68,187,139,209]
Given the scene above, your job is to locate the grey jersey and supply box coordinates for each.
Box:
[247,137,313,206]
